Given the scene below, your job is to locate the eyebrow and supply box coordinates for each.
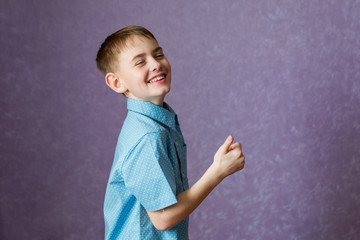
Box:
[131,47,163,62]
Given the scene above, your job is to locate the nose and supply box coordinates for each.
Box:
[150,58,161,72]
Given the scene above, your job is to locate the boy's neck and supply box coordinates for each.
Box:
[127,96,165,107]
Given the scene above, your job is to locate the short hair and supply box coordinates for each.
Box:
[96,25,157,75]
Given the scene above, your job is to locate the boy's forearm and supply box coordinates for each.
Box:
[147,163,223,231]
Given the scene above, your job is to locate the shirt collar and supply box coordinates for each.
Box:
[127,98,177,130]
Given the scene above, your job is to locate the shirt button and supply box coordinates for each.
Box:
[175,142,179,146]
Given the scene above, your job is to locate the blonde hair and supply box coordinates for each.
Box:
[96,25,157,75]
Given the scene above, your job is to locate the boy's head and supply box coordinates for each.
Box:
[96,25,156,75]
[96,25,171,106]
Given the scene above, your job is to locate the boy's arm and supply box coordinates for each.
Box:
[147,135,245,231]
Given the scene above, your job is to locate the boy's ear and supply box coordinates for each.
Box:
[105,73,128,94]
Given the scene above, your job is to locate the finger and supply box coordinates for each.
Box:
[220,135,234,154]
[228,142,241,151]
[229,148,242,160]
[229,144,243,158]
[239,156,245,168]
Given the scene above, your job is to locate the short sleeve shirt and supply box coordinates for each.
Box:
[104,99,189,240]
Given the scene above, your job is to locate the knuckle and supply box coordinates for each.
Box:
[233,149,241,158]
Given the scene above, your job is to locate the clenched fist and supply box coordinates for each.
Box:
[213,135,245,180]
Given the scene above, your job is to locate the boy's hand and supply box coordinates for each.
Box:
[213,135,245,180]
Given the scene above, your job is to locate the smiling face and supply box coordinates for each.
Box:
[114,35,171,106]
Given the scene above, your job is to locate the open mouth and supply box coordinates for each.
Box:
[148,74,166,83]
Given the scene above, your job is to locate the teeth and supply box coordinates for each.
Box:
[149,75,165,83]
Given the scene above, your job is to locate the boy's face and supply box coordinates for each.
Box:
[115,35,171,106]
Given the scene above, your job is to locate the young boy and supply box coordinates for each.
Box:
[96,25,245,240]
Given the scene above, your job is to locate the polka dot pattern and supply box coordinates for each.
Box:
[104,99,189,239]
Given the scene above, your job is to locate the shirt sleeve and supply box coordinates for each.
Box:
[121,132,178,211]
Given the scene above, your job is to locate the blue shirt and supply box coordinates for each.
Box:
[104,99,189,240]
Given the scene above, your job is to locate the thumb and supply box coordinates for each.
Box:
[219,135,234,154]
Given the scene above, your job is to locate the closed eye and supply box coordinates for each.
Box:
[135,60,145,66]
[155,54,164,59]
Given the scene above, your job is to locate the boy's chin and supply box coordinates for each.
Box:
[154,86,171,95]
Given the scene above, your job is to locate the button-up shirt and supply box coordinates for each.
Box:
[104,99,189,240]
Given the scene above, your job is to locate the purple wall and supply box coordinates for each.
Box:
[1,1,360,239]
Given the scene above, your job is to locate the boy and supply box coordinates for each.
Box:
[96,25,245,240]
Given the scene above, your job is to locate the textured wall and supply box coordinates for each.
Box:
[1,0,360,239]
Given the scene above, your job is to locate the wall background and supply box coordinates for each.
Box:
[1,0,360,239]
